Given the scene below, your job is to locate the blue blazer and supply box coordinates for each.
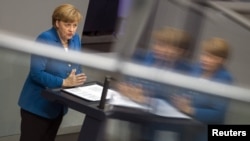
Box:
[133,50,191,73]
[190,63,233,124]
[18,27,83,119]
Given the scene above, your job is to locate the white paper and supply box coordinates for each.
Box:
[109,91,152,110]
[62,84,116,101]
[64,84,191,119]
[150,98,191,119]
[109,92,191,119]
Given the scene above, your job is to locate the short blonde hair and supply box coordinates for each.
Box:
[202,37,230,59]
[52,4,82,27]
[152,27,191,50]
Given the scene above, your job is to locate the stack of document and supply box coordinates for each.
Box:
[62,84,190,119]
[109,92,191,119]
[109,91,152,110]
[62,84,115,101]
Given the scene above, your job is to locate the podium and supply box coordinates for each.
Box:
[42,80,204,141]
[42,83,107,141]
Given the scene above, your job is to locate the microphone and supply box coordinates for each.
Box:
[98,76,113,109]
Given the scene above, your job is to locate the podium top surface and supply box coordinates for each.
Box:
[42,81,203,128]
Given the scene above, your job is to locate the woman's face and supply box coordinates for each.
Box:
[56,20,78,41]
[152,42,185,62]
[152,42,167,60]
[200,51,224,73]
[164,45,185,63]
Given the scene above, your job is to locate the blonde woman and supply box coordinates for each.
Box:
[18,4,86,141]
[172,37,233,141]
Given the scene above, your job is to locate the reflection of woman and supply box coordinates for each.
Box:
[119,27,192,103]
[173,37,233,122]
[18,4,86,141]
[114,27,193,141]
[135,27,191,72]
[172,37,233,141]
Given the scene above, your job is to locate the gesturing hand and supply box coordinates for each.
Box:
[116,82,148,104]
[62,69,87,87]
[171,94,194,115]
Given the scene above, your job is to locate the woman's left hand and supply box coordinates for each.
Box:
[171,94,194,115]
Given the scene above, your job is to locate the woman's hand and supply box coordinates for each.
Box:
[171,94,194,115]
[116,82,148,104]
[62,69,87,87]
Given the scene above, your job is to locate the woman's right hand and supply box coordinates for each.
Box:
[171,94,194,115]
[116,82,148,104]
[62,69,87,87]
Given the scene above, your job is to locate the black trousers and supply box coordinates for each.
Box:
[20,109,63,141]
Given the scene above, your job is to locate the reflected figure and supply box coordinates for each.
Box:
[18,4,87,141]
[171,37,234,141]
[133,26,192,72]
[114,27,193,141]
[116,36,234,141]
[117,26,192,104]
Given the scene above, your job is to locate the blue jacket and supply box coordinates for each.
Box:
[133,52,233,124]
[18,27,83,119]
[127,50,192,98]
[133,50,191,73]
[189,63,233,124]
